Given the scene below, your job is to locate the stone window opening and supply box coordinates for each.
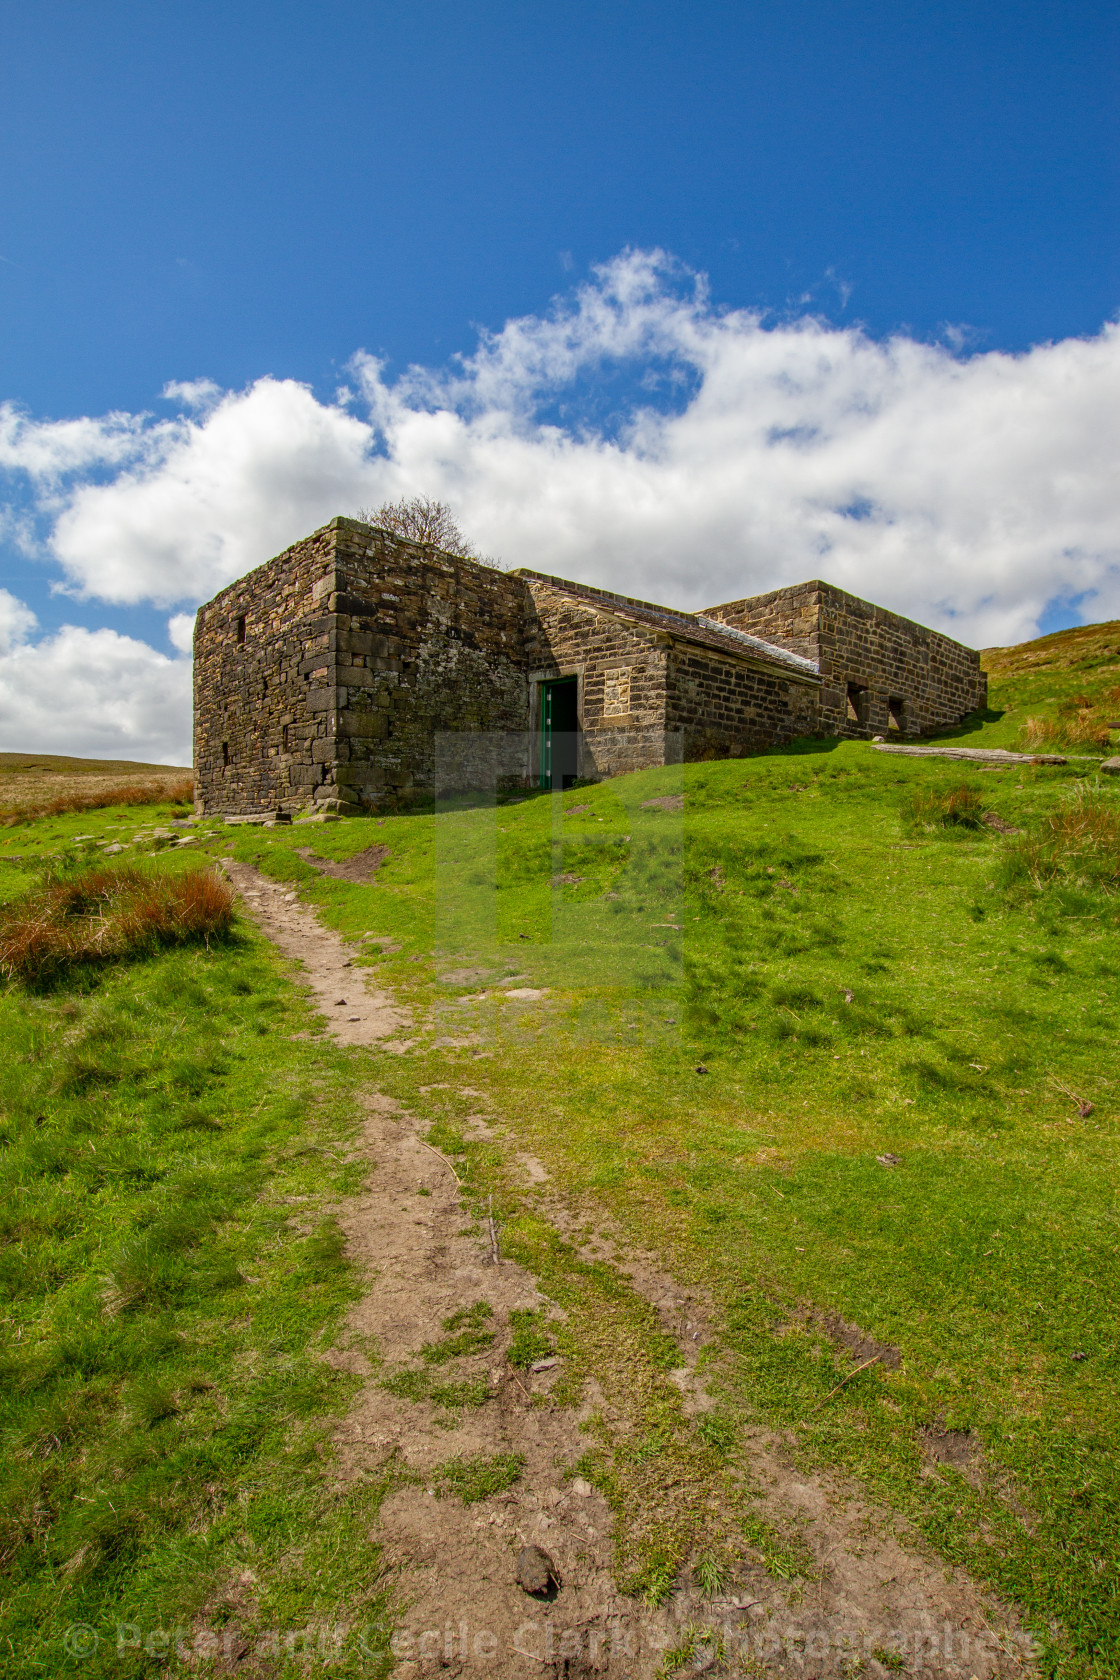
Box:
[221,742,231,769]
[235,615,246,644]
[846,683,869,726]
[888,695,906,731]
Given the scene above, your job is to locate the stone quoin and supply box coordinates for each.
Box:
[192,517,987,816]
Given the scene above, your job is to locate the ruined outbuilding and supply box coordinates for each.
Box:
[193,517,986,815]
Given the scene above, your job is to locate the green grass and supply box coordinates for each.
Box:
[213,701,1120,1675]
[4,637,1120,1677]
[0,918,393,1677]
[429,1451,525,1505]
[974,618,1120,753]
[419,1300,496,1362]
[506,1308,555,1368]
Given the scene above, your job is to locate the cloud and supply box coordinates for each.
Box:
[0,599,191,764]
[0,588,38,655]
[167,612,197,655]
[0,379,378,608]
[2,248,1118,654]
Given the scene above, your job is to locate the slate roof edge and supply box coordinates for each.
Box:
[513,569,821,680]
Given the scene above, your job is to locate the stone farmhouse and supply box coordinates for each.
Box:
[193,516,986,816]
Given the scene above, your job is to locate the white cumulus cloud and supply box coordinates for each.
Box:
[0,248,1116,773]
[0,588,38,655]
[0,601,192,764]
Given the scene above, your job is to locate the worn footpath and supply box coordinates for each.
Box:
[225,863,1038,1679]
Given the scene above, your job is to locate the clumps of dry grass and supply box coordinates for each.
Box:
[1019,712,1114,754]
[996,789,1120,895]
[0,776,194,826]
[0,866,234,987]
[902,782,986,831]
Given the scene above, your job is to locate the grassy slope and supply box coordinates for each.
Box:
[0,755,192,776]
[0,831,391,1676]
[1,629,1117,1676]
[970,620,1120,750]
[222,674,1117,1675]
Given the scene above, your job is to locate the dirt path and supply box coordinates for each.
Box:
[222,860,411,1047]
[228,865,1038,1679]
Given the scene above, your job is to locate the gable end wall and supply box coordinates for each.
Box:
[523,580,672,777]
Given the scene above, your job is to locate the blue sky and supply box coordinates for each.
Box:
[0,1,1117,760]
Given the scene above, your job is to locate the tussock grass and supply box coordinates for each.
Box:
[0,865,233,986]
[0,776,194,825]
[1020,713,1113,752]
[901,781,986,830]
[996,787,1120,895]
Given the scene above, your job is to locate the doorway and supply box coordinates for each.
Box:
[540,678,579,789]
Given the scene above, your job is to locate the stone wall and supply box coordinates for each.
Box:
[705,581,985,738]
[195,524,986,815]
[193,526,335,815]
[665,640,820,759]
[195,519,539,814]
[520,578,673,778]
[327,520,534,806]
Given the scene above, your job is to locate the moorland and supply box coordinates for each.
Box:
[1,621,1118,1678]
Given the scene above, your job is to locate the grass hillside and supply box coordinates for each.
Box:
[0,759,194,824]
[0,754,192,776]
[1,635,1118,1676]
[973,620,1120,753]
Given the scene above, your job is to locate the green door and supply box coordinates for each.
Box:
[540,678,579,789]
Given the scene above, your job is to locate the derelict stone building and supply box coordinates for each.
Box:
[193,516,986,816]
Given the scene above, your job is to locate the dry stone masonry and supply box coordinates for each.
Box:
[194,517,986,815]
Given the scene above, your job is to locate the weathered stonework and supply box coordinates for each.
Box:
[705,581,986,739]
[193,519,985,815]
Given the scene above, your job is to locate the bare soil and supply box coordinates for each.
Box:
[295,843,392,882]
[226,864,1039,1678]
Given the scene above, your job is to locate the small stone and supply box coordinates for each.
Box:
[530,1356,560,1372]
[101,842,124,855]
[1100,756,1120,775]
[695,1063,709,1074]
[571,1477,593,1497]
[516,1544,561,1598]
[876,1153,902,1167]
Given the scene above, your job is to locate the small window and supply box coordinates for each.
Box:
[846,683,868,725]
[888,696,906,731]
[221,742,230,769]
[235,616,246,645]
[282,724,289,752]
